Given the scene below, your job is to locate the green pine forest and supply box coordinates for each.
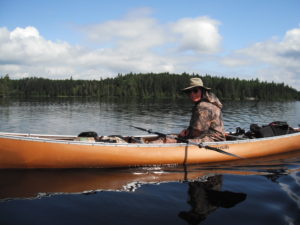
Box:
[0,73,299,101]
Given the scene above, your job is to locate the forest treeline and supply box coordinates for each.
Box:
[0,73,299,101]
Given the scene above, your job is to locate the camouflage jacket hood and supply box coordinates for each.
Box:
[200,91,223,109]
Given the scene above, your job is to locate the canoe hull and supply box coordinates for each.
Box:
[0,132,300,169]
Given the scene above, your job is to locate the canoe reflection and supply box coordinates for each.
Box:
[179,175,246,224]
[0,167,248,202]
[0,150,298,202]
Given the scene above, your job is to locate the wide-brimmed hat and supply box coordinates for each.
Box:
[182,78,211,92]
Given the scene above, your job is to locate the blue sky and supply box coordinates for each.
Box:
[1,0,300,90]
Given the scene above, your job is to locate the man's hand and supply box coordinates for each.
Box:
[179,129,189,138]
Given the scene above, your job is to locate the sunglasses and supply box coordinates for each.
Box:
[186,88,200,94]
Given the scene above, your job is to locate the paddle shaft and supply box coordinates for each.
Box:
[130,126,243,159]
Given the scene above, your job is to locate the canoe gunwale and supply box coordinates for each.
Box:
[0,131,299,148]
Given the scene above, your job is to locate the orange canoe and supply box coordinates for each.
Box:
[0,131,299,169]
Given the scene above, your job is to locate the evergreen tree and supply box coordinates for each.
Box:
[1,73,299,100]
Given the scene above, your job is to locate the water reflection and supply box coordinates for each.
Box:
[0,168,244,202]
[280,173,300,210]
[1,151,300,225]
[0,151,299,202]
[179,175,246,225]
[0,169,248,224]
[263,168,300,210]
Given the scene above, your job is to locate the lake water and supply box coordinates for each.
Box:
[0,98,300,225]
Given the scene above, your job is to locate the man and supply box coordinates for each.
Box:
[149,77,225,144]
[179,77,225,142]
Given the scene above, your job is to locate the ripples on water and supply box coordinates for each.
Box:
[0,98,299,225]
[0,155,299,225]
[0,98,299,135]
[223,101,300,130]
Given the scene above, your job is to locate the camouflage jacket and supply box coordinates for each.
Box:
[186,92,225,142]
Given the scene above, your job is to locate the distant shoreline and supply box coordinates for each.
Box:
[1,73,299,101]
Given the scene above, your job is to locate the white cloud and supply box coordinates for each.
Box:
[171,16,222,53]
[222,28,300,90]
[84,13,166,51]
[10,26,40,39]
[0,9,222,80]
[0,26,178,78]
[81,8,222,59]
[83,13,222,55]
[0,26,74,66]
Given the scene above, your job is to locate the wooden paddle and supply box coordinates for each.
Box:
[130,125,243,159]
